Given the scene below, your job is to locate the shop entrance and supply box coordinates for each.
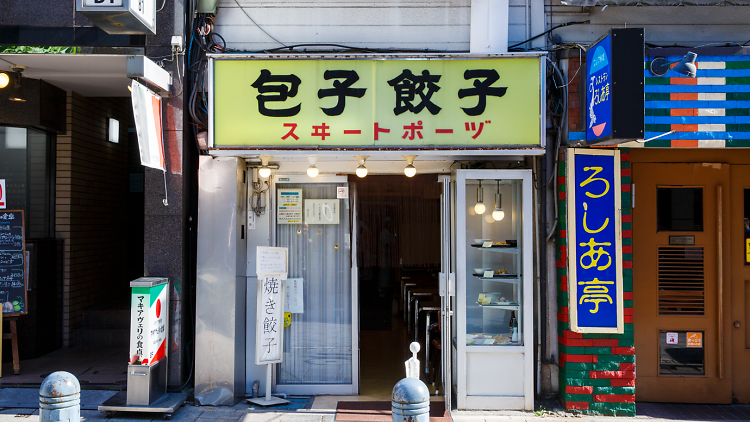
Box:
[632,150,750,404]
[354,175,443,397]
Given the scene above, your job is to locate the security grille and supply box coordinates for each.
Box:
[658,246,705,316]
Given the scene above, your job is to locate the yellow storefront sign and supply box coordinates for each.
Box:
[212,57,541,148]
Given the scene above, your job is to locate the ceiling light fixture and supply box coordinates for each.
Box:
[0,72,9,89]
[307,155,319,178]
[649,52,697,78]
[258,155,272,179]
[403,155,417,177]
[8,66,26,102]
[354,155,369,178]
[492,180,505,221]
[474,180,486,215]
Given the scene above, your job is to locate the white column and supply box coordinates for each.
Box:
[470,0,510,53]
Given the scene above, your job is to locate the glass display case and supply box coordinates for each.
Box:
[455,169,533,410]
[465,178,523,347]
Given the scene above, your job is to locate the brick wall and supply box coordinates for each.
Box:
[556,148,636,416]
[56,93,134,345]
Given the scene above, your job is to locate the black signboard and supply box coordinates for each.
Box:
[0,210,27,316]
[576,27,645,147]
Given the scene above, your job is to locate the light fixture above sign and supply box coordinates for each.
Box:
[77,0,156,35]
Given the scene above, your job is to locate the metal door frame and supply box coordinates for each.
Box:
[270,174,358,396]
[439,175,455,412]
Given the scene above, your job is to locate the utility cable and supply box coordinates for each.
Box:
[233,0,287,47]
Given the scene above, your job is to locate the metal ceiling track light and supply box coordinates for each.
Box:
[9,65,26,102]
[307,155,319,178]
[354,155,369,178]
[492,179,505,221]
[474,180,486,215]
[403,155,417,177]
[258,155,272,179]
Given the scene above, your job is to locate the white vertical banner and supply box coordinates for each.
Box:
[255,246,288,365]
[256,275,285,364]
[0,180,6,209]
[131,80,165,171]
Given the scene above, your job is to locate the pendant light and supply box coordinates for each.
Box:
[354,155,369,178]
[8,66,26,103]
[492,180,505,221]
[307,155,319,178]
[403,155,417,177]
[258,155,272,179]
[474,180,486,214]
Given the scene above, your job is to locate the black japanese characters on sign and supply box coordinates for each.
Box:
[0,211,27,316]
[387,69,442,115]
[250,68,509,118]
[458,69,507,116]
[317,70,367,116]
[252,70,302,117]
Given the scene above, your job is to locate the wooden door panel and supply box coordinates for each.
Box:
[730,165,750,403]
[632,162,730,404]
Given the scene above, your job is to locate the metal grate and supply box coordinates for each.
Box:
[658,247,705,316]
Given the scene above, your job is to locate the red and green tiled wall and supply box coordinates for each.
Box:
[569,53,750,147]
[556,148,635,416]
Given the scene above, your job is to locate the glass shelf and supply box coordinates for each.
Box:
[472,274,520,284]
[470,245,518,254]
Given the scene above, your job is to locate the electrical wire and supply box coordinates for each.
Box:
[544,56,568,243]
[508,20,590,50]
[233,0,287,47]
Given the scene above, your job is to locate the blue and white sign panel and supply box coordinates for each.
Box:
[567,149,623,334]
[586,35,612,144]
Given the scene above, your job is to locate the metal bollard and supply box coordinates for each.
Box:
[39,371,81,422]
[392,377,430,422]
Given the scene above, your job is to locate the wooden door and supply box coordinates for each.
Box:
[632,162,731,403]
[730,165,750,403]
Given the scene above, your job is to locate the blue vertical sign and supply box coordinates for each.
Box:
[586,35,612,143]
[568,150,623,333]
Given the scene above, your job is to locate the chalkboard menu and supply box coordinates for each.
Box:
[0,211,27,316]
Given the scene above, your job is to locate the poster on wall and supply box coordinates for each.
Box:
[129,280,168,365]
[304,199,340,225]
[0,180,6,209]
[0,211,27,316]
[566,149,624,334]
[284,278,303,314]
[277,188,302,224]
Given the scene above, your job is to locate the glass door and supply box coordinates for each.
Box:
[272,175,357,395]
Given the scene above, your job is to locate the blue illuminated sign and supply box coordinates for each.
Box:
[586,35,612,143]
[568,150,623,333]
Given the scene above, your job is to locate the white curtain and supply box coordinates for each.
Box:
[276,183,352,384]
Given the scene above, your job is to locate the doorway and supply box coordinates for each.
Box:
[354,175,442,397]
[632,149,750,404]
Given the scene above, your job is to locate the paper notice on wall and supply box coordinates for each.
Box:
[256,275,284,364]
[0,180,6,209]
[304,199,340,225]
[256,247,288,276]
[284,278,303,314]
[278,188,302,224]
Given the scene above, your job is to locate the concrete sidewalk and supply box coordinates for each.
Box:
[1,407,750,422]
[2,399,750,422]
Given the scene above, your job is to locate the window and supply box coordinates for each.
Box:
[0,127,54,238]
[657,187,703,232]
